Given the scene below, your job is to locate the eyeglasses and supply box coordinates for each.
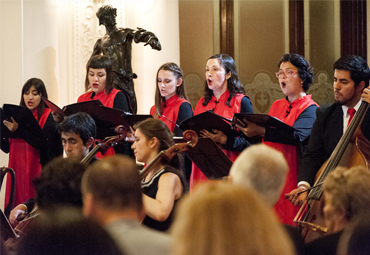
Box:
[275,70,296,78]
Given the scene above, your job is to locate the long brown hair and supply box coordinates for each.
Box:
[20,78,48,121]
[203,54,244,107]
[154,62,188,117]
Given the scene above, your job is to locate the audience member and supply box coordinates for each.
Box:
[17,207,123,255]
[82,155,170,255]
[171,182,295,255]
[304,166,370,255]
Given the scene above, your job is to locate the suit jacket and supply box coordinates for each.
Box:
[105,219,170,255]
[299,102,370,185]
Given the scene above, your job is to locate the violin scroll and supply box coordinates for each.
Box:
[182,130,198,147]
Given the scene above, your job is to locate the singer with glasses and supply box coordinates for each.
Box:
[189,54,254,190]
[236,54,319,225]
[150,62,193,137]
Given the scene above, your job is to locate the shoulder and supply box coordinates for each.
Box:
[316,103,340,117]
[77,91,92,102]
[150,105,156,115]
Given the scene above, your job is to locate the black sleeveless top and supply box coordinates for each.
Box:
[141,166,186,232]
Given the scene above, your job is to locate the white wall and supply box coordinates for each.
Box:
[0,0,180,209]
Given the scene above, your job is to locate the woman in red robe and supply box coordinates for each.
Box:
[2,78,62,206]
[77,55,131,158]
[150,62,193,183]
[190,54,254,190]
[150,62,193,137]
[237,54,319,225]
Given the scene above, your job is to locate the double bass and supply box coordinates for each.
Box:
[294,100,370,242]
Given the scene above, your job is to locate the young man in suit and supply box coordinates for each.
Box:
[286,55,370,206]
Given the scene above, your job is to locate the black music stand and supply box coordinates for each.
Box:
[1,209,18,242]
[185,137,232,179]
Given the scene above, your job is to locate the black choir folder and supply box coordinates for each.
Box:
[179,111,238,137]
[42,98,151,139]
[1,104,43,139]
[233,113,296,133]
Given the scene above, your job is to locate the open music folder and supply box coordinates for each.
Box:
[42,98,151,139]
[179,111,239,137]
[1,105,44,140]
[233,113,296,132]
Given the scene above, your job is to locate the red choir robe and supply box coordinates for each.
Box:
[77,89,120,158]
[190,90,245,190]
[150,95,191,133]
[6,108,51,207]
[264,95,318,225]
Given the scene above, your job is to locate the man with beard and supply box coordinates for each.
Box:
[286,55,370,206]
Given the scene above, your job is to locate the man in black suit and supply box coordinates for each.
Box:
[286,55,370,206]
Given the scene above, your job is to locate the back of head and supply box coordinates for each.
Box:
[229,144,288,206]
[58,112,96,145]
[324,166,370,221]
[334,55,370,87]
[18,207,123,255]
[82,155,142,211]
[171,182,294,255]
[33,157,86,210]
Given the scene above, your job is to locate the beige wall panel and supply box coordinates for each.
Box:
[237,0,286,113]
[179,0,215,109]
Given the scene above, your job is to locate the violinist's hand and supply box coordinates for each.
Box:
[51,111,64,123]
[361,88,370,104]
[9,204,27,226]
[285,185,308,207]
[236,120,265,138]
[3,117,19,132]
[199,129,227,145]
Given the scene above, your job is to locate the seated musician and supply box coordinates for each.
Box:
[4,157,87,254]
[8,112,96,225]
[82,155,171,255]
[131,118,186,232]
[286,55,370,205]
[304,166,370,255]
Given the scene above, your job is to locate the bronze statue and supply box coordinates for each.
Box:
[91,5,162,114]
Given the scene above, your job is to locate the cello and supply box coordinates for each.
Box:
[294,100,370,242]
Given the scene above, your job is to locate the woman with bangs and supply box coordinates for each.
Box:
[77,55,131,157]
[2,78,62,206]
[189,54,254,190]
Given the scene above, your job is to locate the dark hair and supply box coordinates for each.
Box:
[278,54,314,92]
[33,157,86,210]
[85,55,114,93]
[58,112,96,145]
[20,78,48,121]
[334,55,370,88]
[134,118,181,169]
[18,207,124,255]
[154,62,188,117]
[203,54,245,107]
[82,155,142,211]
[96,5,117,20]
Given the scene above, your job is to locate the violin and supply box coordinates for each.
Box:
[139,130,198,178]
[294,100,370,242]
[81,125,127,165]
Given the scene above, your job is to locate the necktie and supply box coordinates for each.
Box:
[347,108,356,126]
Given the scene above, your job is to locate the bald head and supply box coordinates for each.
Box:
[229,144,288,206]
